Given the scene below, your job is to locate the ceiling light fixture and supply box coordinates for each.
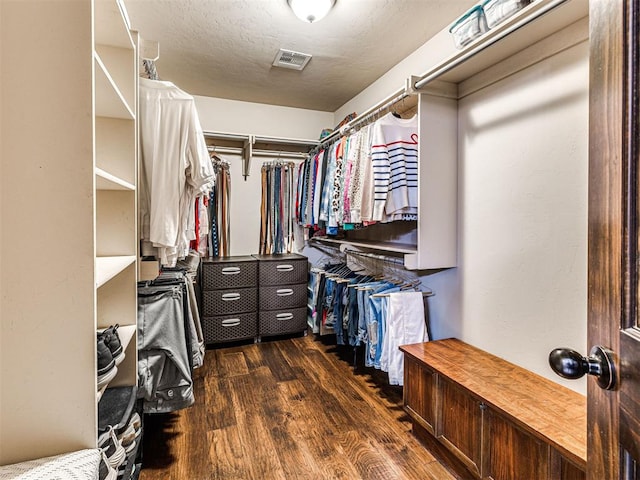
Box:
[287,0,335,23]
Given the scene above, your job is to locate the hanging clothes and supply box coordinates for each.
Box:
[138,78,215,267]
[207,156,231,258]
[369,112,419,221]
[137,268,205,413]
[308,256,430,385]
[295,111,418,235]
[259,161,298,255]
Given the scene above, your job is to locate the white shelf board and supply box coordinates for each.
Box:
[94,52,135,119]
[116,324,136,352]
[415,0,588,88]
[96,167,135,190]
[94,0,134,49]
[311,236,417,255]
[96,255,136,288]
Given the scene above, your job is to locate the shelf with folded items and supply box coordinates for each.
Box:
[413,0,589,91]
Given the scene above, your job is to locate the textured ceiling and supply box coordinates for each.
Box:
[124,0,476,112]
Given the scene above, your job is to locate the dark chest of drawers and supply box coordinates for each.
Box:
[253,253,309,337]
[200,256,258,344]
[200,254,309,343]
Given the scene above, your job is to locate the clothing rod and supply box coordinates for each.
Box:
[316,86,410,150]
[203,131,319,148]
[413,0,566,90]
[370,290,434,298]
[208,146,306,159]
[307,240,345,256]
[343,248,405,266]
[349,92,409,131]
[253,150,307,159]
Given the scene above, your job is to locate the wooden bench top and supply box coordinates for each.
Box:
[400,338,587,468]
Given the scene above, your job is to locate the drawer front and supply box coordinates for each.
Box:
[202,312,257,344]
[257,256,308,286]
[484,408,551,480]
[259,284,307,311]
[259,307,307,336]
[201,259,257,290]
[404,357,437,435]
[439,377,483,477]
[202,288,258,316]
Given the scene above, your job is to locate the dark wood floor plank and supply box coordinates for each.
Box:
[279,380,363,479]
[219,351,249,377]
[139,335,456,480]
[203,374,236,431]
[257,339,298,381]
[208,426,251,480]
[337,430,404,480]
[227,367,288,479]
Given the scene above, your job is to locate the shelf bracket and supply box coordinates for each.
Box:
[242,135,255,180]
[139,37,160,61]
[405,75,423,96]
[409,75,458,99]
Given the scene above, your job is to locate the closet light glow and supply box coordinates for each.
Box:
[287,0,335,23]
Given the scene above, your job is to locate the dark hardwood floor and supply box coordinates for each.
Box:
[138,334,455,480]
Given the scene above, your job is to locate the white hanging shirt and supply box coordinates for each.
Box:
[139,78,214,265]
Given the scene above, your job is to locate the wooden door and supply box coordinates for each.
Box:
[588,0,640,478]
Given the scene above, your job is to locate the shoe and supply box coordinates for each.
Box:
[97,337,117,389]
[117,425,137,453]
[99,426,126,469]
[98,325,125,366]
[97,365,118,390]
[128,412,142,437]
[98,450,118,480]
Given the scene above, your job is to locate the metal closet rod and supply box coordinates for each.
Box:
[203,131,319,148]
[208,146,306,159]
[343,248,435,297]
[343,248,405,266]
[413,0,567,90]
[349,92,410,131]
[371,290,434,298]
[316,87,411,150]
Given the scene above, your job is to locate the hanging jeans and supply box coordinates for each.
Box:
[366,285,400,368]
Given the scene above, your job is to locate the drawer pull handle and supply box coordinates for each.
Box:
[276,313,294,321]
[221,318,241,327]
[221,267,241,275]
[276,288,294,296]
[222,293,241,301]
[276,264,294,272]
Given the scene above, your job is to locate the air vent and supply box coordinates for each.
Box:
[272,49,312,71]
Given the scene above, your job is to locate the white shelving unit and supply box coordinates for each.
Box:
[0,0,138,465]
[94,0,138,409]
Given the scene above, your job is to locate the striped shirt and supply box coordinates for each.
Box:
[370,113,418,221]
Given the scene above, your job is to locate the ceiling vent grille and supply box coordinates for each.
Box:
[272,49,312,71]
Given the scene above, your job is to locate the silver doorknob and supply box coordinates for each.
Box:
[548,345,617,390]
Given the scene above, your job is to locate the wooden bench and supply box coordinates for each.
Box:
[400,338,586,480]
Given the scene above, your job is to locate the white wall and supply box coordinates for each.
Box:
[334,29,457,125]
[194,95,333,140]
[430,41,589,394]
[193,96,331,255]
